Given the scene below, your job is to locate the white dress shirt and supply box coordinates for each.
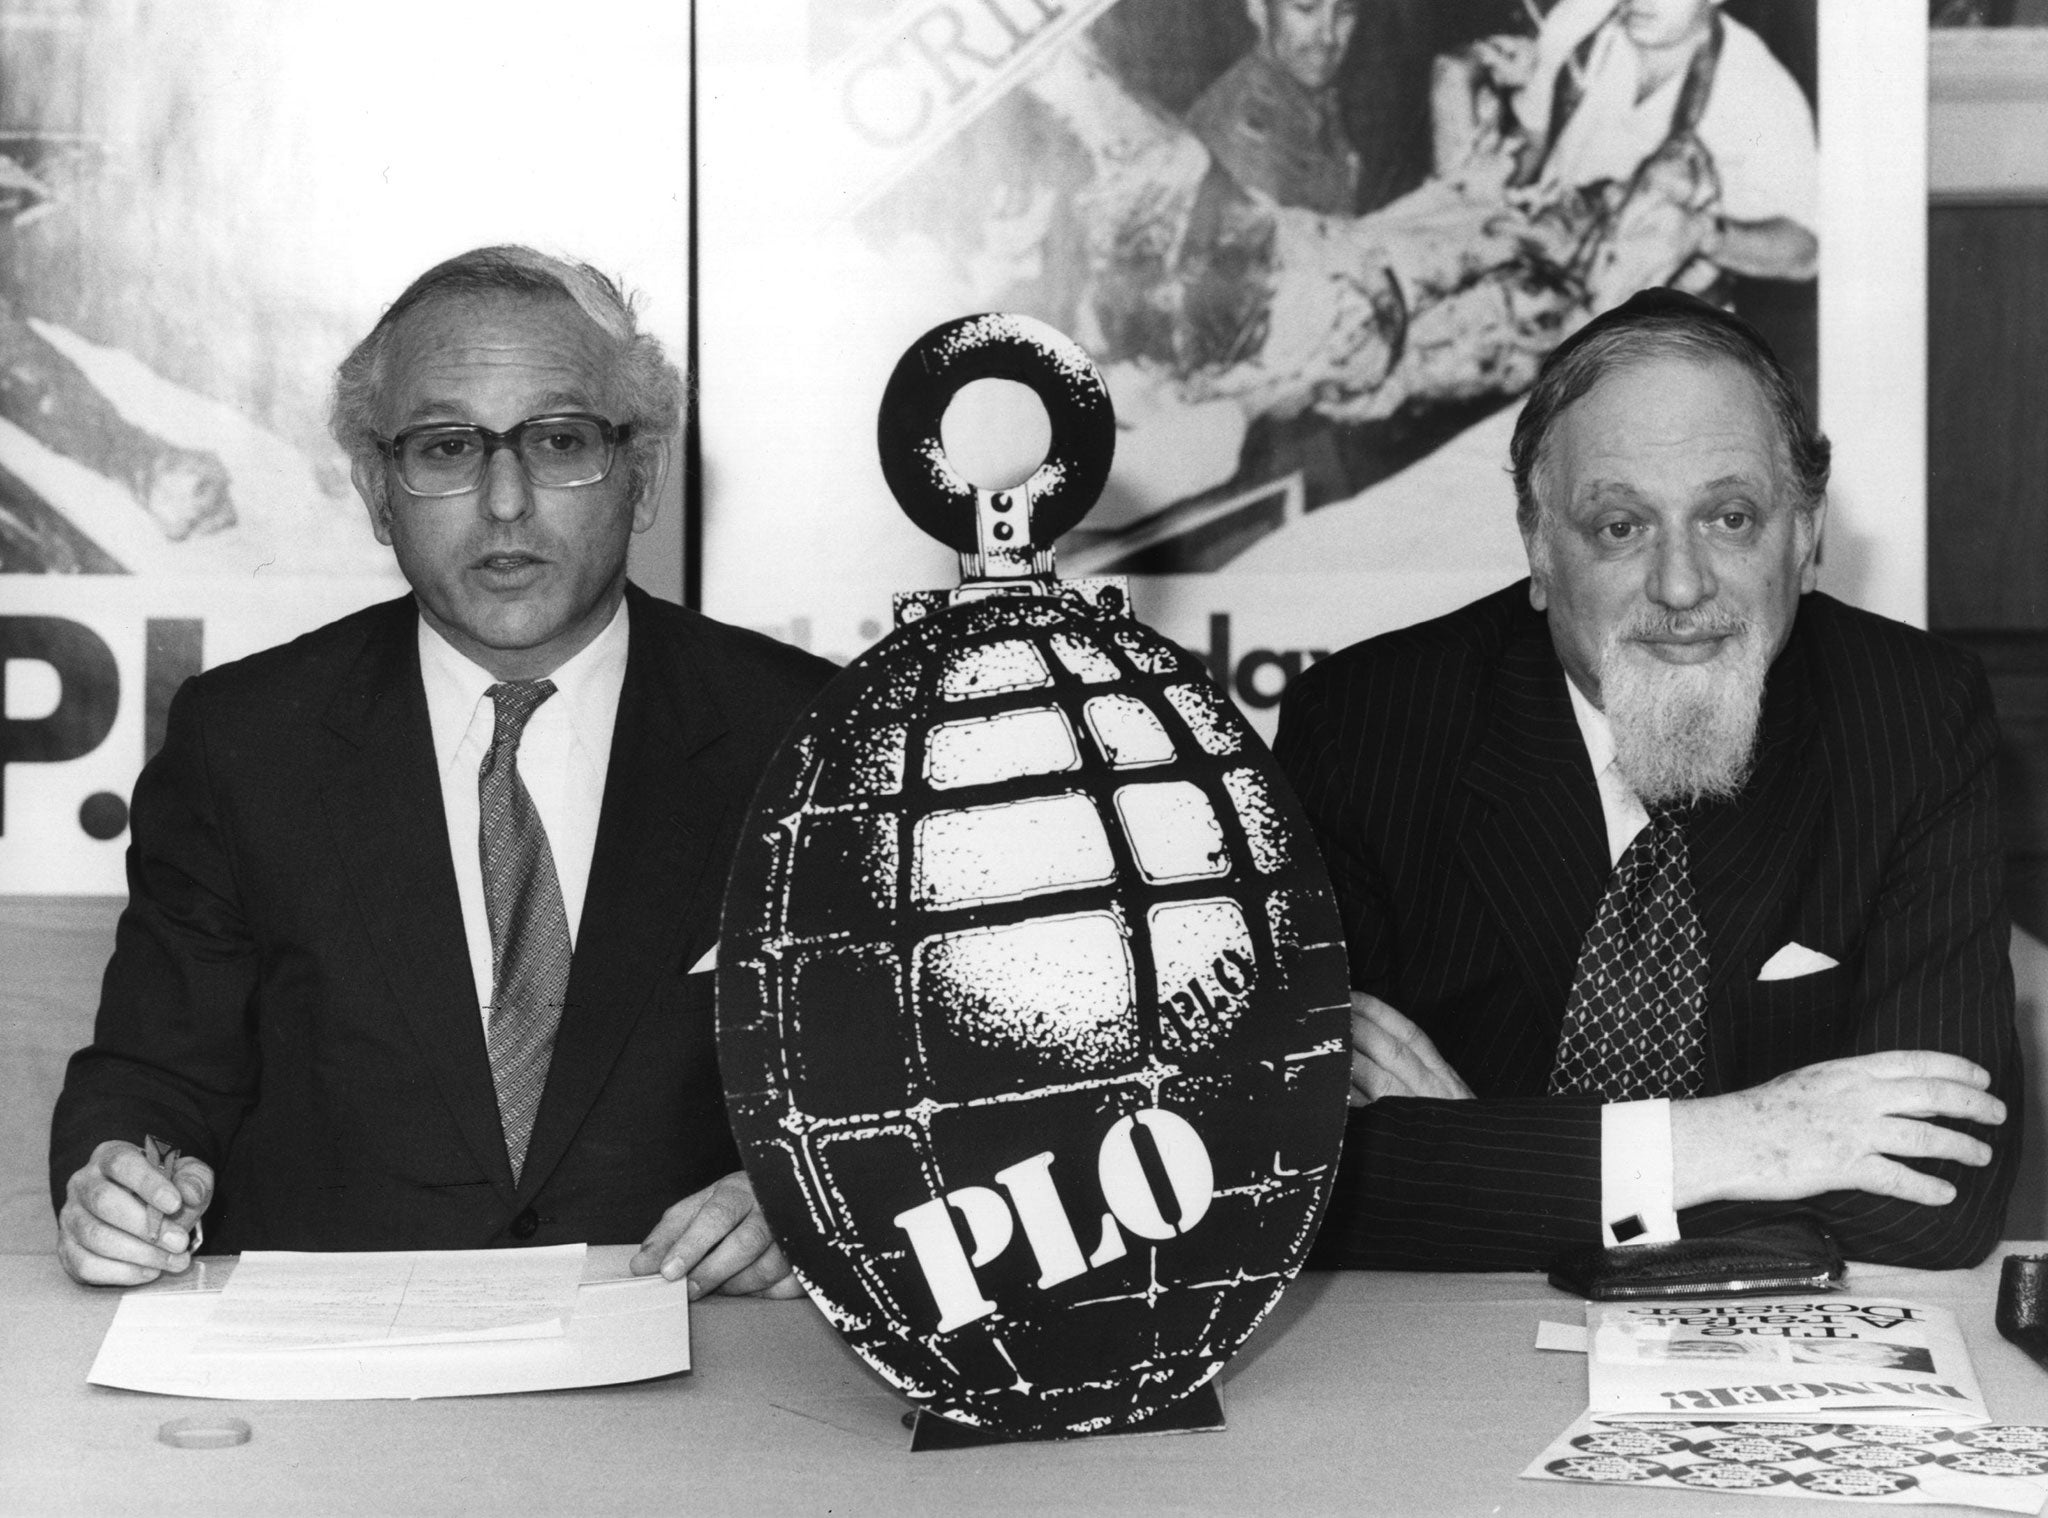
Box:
[1564,674,1682,1248]
[417,600,629,1023]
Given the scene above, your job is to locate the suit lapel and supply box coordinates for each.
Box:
[320,598,518,1197]
[1454,611,1611,1039]
[1689,615,1827,1003]
[516,588,735,1200]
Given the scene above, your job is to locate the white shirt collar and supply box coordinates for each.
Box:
[417,596,631,772]
[1562,670,1616,781]
[1563,666,1653,867]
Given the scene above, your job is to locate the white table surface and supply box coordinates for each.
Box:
[7,1245,2048,1517]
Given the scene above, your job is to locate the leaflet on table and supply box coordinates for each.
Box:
[1588,1297,1986,1427]
[1523,1413,2048,1512]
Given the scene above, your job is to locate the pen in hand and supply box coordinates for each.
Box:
[143,1134,204,1256]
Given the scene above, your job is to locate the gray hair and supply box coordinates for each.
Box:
[329,245,682,498]
[1508,287,1830,537]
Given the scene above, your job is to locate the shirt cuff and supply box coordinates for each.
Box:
[1600,1098,1680,1248]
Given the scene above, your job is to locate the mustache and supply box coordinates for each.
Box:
[1614,610,1754,642]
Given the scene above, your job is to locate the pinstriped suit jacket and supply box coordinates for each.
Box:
[1275,581,2020,1270]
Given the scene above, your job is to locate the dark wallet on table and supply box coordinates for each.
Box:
[1548,1217,1847,1300]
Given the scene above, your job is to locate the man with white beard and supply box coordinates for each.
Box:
[1277,287,2018,1270]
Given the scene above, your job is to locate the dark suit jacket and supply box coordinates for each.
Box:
[1275,582,2020,1271]
[50,584,834,1252]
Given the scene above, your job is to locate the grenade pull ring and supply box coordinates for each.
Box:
[877,313,1117,586]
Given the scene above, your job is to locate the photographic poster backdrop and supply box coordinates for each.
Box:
[699,1,1925,741]
[0,0,689,894]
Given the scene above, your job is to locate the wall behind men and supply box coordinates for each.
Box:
[1922,25,2048,1240]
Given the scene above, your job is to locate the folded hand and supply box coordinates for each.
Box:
[1350,992,1476,1106]
[1671,1051,2006,1210]
[630,1170,803,1300]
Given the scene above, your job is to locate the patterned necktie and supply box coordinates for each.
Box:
[479,679,572,1181]
[1549,804,1708,1100]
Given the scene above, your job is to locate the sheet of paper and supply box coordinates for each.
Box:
[1583,1296,1986,1428]
[1523,1412,2048,1512]
[192,1245,586,1353]
[1537,1319,1588,1353]
[89,1270,689,1400]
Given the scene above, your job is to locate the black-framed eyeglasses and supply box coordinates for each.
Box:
[375,413,631,497]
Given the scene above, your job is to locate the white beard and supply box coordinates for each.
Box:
[1598,616,1771,807]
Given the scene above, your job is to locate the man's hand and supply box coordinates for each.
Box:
[58,1139,214,1287]
[1671,1052,2006,1211]
[1350,992,1476,1106]
[629,1169,802,1300]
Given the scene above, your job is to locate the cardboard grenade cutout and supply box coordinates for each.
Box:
[717,314,1351,1439]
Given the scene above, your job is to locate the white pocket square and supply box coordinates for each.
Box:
[1758,942,1838,981]
[688,943,718,975]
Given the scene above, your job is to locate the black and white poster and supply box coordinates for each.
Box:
[699,1,1921,739]
[0,0,688,893]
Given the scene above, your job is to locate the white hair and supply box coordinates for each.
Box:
[1598,611,1771,807]
[329,245,681,498]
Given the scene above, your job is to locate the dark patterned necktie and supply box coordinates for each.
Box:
[1549,804,1708,1100]
[479,679,572,1181]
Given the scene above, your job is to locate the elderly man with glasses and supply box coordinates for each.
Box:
[50,247,834,1291]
